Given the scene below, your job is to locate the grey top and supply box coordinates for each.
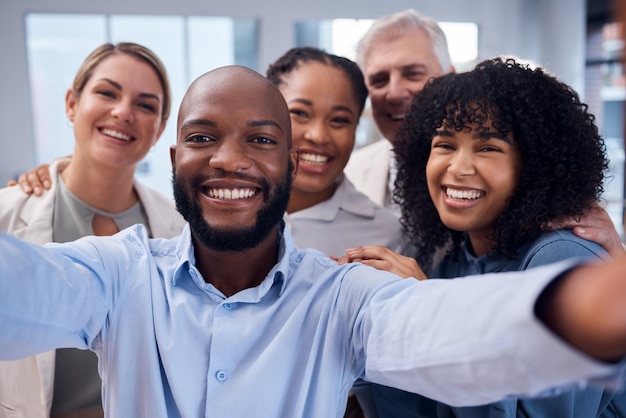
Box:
[285,175,405,257]
[51,174,150,414]
[53,174,150,243]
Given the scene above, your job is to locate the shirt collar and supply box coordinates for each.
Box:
[171,221,294,298]
[288,175,378,222]
[457,236,530,273]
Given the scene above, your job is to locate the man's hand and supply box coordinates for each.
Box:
[545,202,625,259]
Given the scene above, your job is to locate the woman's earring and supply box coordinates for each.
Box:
[66,119,74,128]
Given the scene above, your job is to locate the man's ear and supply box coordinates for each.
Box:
[170,145,176,168]
[289,148,299,179]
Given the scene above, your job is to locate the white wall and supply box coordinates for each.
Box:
[0,0,585,183]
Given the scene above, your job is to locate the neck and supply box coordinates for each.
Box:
[193,226,281,297]
[467,228,496,257]
[61,157,138,213]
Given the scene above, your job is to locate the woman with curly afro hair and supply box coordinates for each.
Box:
[395,55,626,418]
[395,57,612,270]
[339,57,626,417]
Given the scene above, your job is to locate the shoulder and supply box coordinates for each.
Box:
[346,140,390,166]
[333,178,402,239]
[335,177,385,217]
[0,185,29,224]
[0,184,30,203]
[134,181,186,238]
[521,230,609,269]
[134,182,175,208]
[0,183,57,237]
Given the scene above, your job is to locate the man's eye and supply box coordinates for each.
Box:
[369,78,388,88]
[406,71,426,80]
[251,136,275,145]
[186,135,212,143]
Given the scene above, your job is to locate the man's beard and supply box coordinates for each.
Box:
[172,162,292,252]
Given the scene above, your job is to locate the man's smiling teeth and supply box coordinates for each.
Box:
[446,188,483,200]
[208,188,256,200]
[102,128,132,142]
[299,153,329,165]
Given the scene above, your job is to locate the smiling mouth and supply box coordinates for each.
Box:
[299,152,330,165]
[445,187,484,200]
[101,128,133,142]
[390,114,406,121]
[205,187,258,200]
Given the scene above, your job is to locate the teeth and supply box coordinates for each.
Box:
[391,114,405,121]
[208,188,256,200]
[446,188,483,200]
[102,128,132,141]
[299,153,329,165]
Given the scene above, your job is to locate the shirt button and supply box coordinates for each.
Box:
[216,370,228,382]
[223,303,233,310]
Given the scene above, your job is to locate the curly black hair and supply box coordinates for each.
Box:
[266,46,368,117]
[393,57,608,268]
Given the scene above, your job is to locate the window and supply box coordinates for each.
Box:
[25,13,258,198]
[295,18,479,149]
[586,19,625,238]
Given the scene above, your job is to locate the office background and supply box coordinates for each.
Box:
[0,0,623,236]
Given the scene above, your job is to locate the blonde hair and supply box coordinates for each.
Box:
[71,42,171,122]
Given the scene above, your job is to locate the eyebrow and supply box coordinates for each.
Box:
[96,78,161,102]
[402,63,429,72]
[288,98,356,116]
[476,131,512,143]
[180,119,217,131]
[435,128,513,144]
[180,118,283,133]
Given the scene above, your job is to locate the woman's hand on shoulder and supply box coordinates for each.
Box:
[7,163,53,196]
[334,245,427,280]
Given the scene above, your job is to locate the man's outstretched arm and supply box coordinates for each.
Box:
[537,256,626,362]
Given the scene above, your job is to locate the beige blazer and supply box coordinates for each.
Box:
[0,160,185,418]
[343,139,392,209]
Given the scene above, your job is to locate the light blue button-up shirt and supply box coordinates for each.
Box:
[0,224,620,418]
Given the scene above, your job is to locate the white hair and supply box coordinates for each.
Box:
[356,9,453,73]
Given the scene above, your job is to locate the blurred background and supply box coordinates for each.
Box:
[0,0,623,237]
